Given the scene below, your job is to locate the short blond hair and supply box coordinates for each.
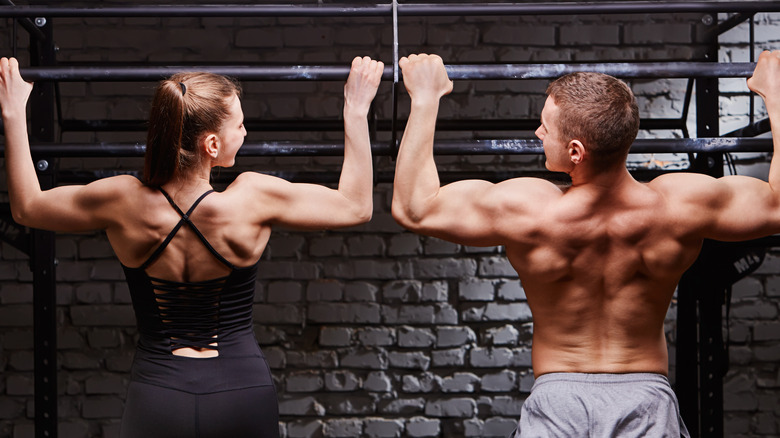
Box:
[546,72,639,168]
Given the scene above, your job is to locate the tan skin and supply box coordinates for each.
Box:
[392,51,780,377]
[0,55,384,358]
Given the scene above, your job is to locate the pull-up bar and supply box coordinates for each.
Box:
[1,2,780,18]
[19,62,757,82]
[13,138,773,158]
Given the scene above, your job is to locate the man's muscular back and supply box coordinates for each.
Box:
[503,173,706,377]
[392,50,780,381]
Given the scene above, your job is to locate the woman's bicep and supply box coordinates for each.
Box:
[273,183,367,229]
[237,173,368,229]
[17,178,132,232]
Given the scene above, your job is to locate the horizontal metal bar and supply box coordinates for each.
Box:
[0,4,393,18]
[431,138,773,155]
[445,63,756,80]
[15,138,773,158]
[58,169,671,185]
[399,2,780,16]
[58,118,687,133]
[2,2,780,18]
[21,65,358,82]
[20,62,756,82]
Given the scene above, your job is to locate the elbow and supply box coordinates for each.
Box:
[356,206,373,224]
[391,202,423,231]
[10,201,33,227]
[349,201,373,226]
[11,210,25,226]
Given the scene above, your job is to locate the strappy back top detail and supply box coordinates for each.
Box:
[138,188,234,270]
[122,188,259,356]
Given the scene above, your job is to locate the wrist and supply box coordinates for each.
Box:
[410,97,441,111]
[343,105,369,119]
[2,108,26,122]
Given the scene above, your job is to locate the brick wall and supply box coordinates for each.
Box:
[1,3,779,437]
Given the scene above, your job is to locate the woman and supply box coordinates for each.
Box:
[0,55,383,437]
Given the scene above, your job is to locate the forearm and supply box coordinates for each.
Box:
[2,110,41,224]
[392,98,442,224]
[337,108,373,220]
[766,101,780,190]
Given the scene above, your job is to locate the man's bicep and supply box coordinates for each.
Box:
[659,173,780,240]
[705,175,780,240]
[413,179,544,246]
[409,181,500,245]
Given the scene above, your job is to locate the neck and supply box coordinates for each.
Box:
[164,165,214,194]
[569,161,634,191]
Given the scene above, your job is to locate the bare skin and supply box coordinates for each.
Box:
[0,55,384,358]
[392,51,780,377]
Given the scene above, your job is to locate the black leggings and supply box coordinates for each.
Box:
[120,381,280,438]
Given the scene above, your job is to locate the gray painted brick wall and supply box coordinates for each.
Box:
[1,4,779,438]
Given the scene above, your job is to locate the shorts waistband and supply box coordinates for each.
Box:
[532,372,671,388]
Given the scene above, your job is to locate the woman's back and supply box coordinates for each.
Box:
[105,177,270,277]
[0,55,384,438]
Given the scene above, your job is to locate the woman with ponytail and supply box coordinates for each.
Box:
[0,55,383,437]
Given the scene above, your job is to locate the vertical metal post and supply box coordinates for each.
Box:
[29,16,58,438]
[677,12,724,438]
[390,0,399,158]
[676,272,701,436]
[695,15,725,438]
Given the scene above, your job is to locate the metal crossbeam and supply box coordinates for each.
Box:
[18,62,757,82]
[2,2,780,18]
[11,138,773,158]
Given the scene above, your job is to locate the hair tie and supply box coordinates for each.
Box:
[179,82,187,95]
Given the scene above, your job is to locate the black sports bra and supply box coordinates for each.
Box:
[122,188,258,353]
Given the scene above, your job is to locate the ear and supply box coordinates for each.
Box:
[202,133,220,159]
[568,139,585,165]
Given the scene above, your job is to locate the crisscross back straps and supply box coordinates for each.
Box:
[139,188,225,270]
[151,274,227,351]
[158,187,237,269]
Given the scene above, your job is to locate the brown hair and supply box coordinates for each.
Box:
[546,72,639,168]
[144,72,242,187]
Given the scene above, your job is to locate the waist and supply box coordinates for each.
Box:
[531,330,669,377]
[137,325,259,355]
[130,347,273,394]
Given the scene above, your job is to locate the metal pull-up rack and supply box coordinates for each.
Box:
[1,2,778,438]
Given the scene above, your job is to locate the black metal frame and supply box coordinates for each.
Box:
[0,3,777,438]
[25,16,57,438]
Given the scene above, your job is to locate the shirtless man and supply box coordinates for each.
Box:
[391,51,780,437]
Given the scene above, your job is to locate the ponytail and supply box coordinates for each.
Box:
[144,80,186,187]
[144,72,242,187]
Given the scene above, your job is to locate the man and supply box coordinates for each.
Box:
[391,51,780,437]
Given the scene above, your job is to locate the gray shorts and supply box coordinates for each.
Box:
[510,373,690,438]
